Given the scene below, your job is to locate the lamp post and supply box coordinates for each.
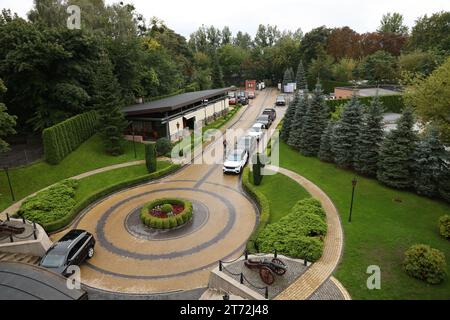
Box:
[131,124,137,159]
[348,177,357,222]
[3,167,15,201]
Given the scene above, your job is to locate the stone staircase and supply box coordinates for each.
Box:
[0,251,41,265]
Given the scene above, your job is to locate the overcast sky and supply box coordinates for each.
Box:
[1,0,449,38]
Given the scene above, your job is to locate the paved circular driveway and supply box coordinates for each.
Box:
[54,89,278,294]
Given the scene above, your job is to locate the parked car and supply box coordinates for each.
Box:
[262,108,276,122]
[223,148,249,174]
[238,96,249,105]
[248,91,255,99]
[228,92,237,105]
[256,114,272,129]
[275,95,286,106]
[39,229,96,276]
[236,135,256,154]
[247,123,265,140]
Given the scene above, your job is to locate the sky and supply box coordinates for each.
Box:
[1,0,450,38]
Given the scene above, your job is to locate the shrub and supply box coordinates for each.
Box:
[43,111,98,164]
[156,138,172,156]
[326,94,404,114]
[242,167,270,252]
[155,219,164,229]
[150,217,158,228]
[169,217,177,228]
[176,215,184,226]
[162,219,171,229]
[439,215,450,239]
[18,180,79,227]
[140,198,193,229]
[297,212,327,237]
[160,204,173,214]
[403,244,447,284]
[145,143,157,173]
[255,197,327,261]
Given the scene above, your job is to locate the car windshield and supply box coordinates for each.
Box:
[40,254,65,268]
[250,126,261,132]
[227,152,242,161]
[277,96,284,101]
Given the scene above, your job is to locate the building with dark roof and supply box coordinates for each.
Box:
[0,262,87,300]
[123,87,234,141]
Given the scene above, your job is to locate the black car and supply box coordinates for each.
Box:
[39,229,95,276]
[238,96,249,105]
[262,108,276,122]
[256,114,272,129]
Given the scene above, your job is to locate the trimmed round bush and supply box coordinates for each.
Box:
[140,198,193,229]
[160,204,173,214]
[439,215,450,239]
[156,137,172,156]
[162,219,171,229]
[403,244,447,284]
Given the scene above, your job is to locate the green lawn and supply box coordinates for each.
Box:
[253,173,310,224]
[75,161,170,202]
[0,135,146,211]
[279,142,450,299]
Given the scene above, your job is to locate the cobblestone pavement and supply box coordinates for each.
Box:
[308,277,347,300]
[50,89,280,294]
[271,167,346,300]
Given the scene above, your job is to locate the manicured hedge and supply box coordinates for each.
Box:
[43,111,98,164]
[326,94,404,114]
[242,167,271,253]
[18,179,78,227]
[403,244,447,284]
[140,198,193,229]
[145,143,157,173]
[25,163,181,233]
[256,198,327,262]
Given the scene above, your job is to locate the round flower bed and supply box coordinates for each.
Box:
[140,198,193,229]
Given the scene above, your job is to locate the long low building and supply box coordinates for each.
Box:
[123,88,233,142]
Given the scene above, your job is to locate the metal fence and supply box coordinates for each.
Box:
[0,145,43,168]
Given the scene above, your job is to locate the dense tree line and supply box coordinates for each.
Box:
[0,1,449,154]
[281,84,450,203]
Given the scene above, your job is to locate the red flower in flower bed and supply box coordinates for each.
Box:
[150,204,185,219]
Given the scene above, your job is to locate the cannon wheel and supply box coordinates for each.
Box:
[259,267,275,285]
[271,258,287,275]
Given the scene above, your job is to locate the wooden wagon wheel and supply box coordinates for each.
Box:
[271,258,287,275]
[259,267,275,285]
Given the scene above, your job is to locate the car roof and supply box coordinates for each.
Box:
[51,230,88,253]
[252,123,264,128]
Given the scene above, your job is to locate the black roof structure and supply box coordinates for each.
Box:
[0,262,87,300]
[123,87,234,116]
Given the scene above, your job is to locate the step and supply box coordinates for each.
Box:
[0,251,40,265]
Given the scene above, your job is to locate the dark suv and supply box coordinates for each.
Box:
[238,95,249,105]
[39,229,96,276]
[262,108,276,122]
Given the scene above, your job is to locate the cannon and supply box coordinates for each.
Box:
[244,258,287,285]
